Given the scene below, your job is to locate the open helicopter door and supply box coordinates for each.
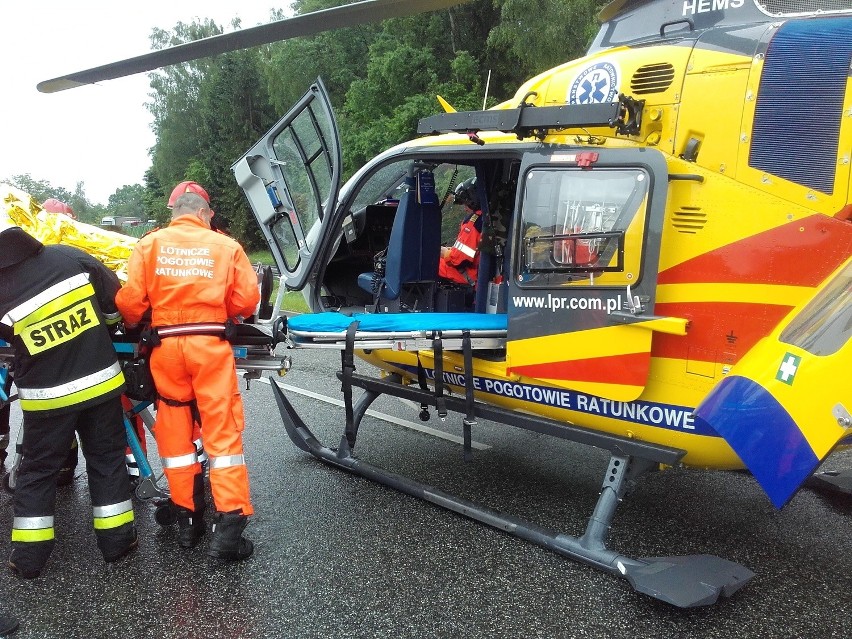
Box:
[232,79,341,291]
[696,258,852,508]
[506,147,684,402]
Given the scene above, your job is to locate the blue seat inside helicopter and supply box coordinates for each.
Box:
[357,171,442,303]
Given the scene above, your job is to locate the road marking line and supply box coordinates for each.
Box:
[257,376,490,450]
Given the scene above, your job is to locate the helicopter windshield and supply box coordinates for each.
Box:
[345,159,477,241]
[348,161,411,212]
[779,261,852,356]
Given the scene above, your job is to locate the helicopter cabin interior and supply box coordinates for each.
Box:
[283,145,657,360]
[318,159,507,316]
[316,154,648,311]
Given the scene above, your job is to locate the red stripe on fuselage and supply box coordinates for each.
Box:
[652,301,794,364]
[508,352,649,385]
[658,215,852,287]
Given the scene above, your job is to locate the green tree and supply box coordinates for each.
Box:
[488,0,604,82]
[338,3,502,175]
[69,181,98,224]
[144,16,278,248]
[260,1,503,176]
[5,174,73,206]
[107,184,146,219]
[142,168,167,225]
[262,2,377,113]
[196,48,276,248]
[146,19,225,198]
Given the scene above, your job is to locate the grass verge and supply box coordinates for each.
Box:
[247,249,311,314]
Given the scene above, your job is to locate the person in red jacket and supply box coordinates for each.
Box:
[116,191,260,561]
[438,177,483,286]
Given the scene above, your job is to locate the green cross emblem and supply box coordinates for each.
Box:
[776,353,801,385]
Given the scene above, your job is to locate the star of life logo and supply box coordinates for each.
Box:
[568,62,619,105]
[776,352,801,386]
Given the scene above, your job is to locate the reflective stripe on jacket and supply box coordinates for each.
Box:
[0,238,125,415]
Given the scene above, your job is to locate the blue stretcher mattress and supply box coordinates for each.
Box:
[287,312,507,334]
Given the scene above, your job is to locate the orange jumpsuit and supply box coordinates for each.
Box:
[116,215,260,515]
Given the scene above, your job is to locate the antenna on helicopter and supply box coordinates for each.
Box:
[482,69,492,110]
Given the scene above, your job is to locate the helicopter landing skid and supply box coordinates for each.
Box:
[804,469,852,498]
[271,377,754,607]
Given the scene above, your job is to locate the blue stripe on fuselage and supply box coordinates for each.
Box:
[694,375,818,508]
[395,363,716,436]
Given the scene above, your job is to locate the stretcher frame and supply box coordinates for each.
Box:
[282,311,510,464]
[283,311,508,352]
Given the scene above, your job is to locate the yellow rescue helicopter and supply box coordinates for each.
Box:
[39,0,852,607]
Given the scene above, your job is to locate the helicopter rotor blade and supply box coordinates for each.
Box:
[37,0,469,93]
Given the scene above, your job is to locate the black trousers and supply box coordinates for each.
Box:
[11,395,134,574]
[0,373,79,472]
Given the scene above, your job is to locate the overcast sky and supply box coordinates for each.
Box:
[0,2,279,205]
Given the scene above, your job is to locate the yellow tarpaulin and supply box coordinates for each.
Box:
[1,183,136,281]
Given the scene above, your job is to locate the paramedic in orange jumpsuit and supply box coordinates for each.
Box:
[115,182,212,483]
[438,177,483,286]
[116,192,260,561]
[165,182,213,471]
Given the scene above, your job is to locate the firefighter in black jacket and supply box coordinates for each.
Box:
[0,220,137,578]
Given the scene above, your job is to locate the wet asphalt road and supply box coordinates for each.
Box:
[0,347,850,638]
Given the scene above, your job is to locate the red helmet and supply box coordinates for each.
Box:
[167,181,210,208]
[42,198,66,213]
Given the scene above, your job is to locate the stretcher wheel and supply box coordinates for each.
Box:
[154,502,177,527]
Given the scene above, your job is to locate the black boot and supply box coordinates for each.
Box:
[207,511,253,561]
[8,560,40,580]
[101,526,138,563]
[8,537,55,579]
[176,507,206,549]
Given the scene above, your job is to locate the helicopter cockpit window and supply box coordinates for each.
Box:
[779,262,851,357]
[348,160,473,213]
[270,103,334,261]
[518,167,649,287]
[345,160,475,244]
[349,160,413,213]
